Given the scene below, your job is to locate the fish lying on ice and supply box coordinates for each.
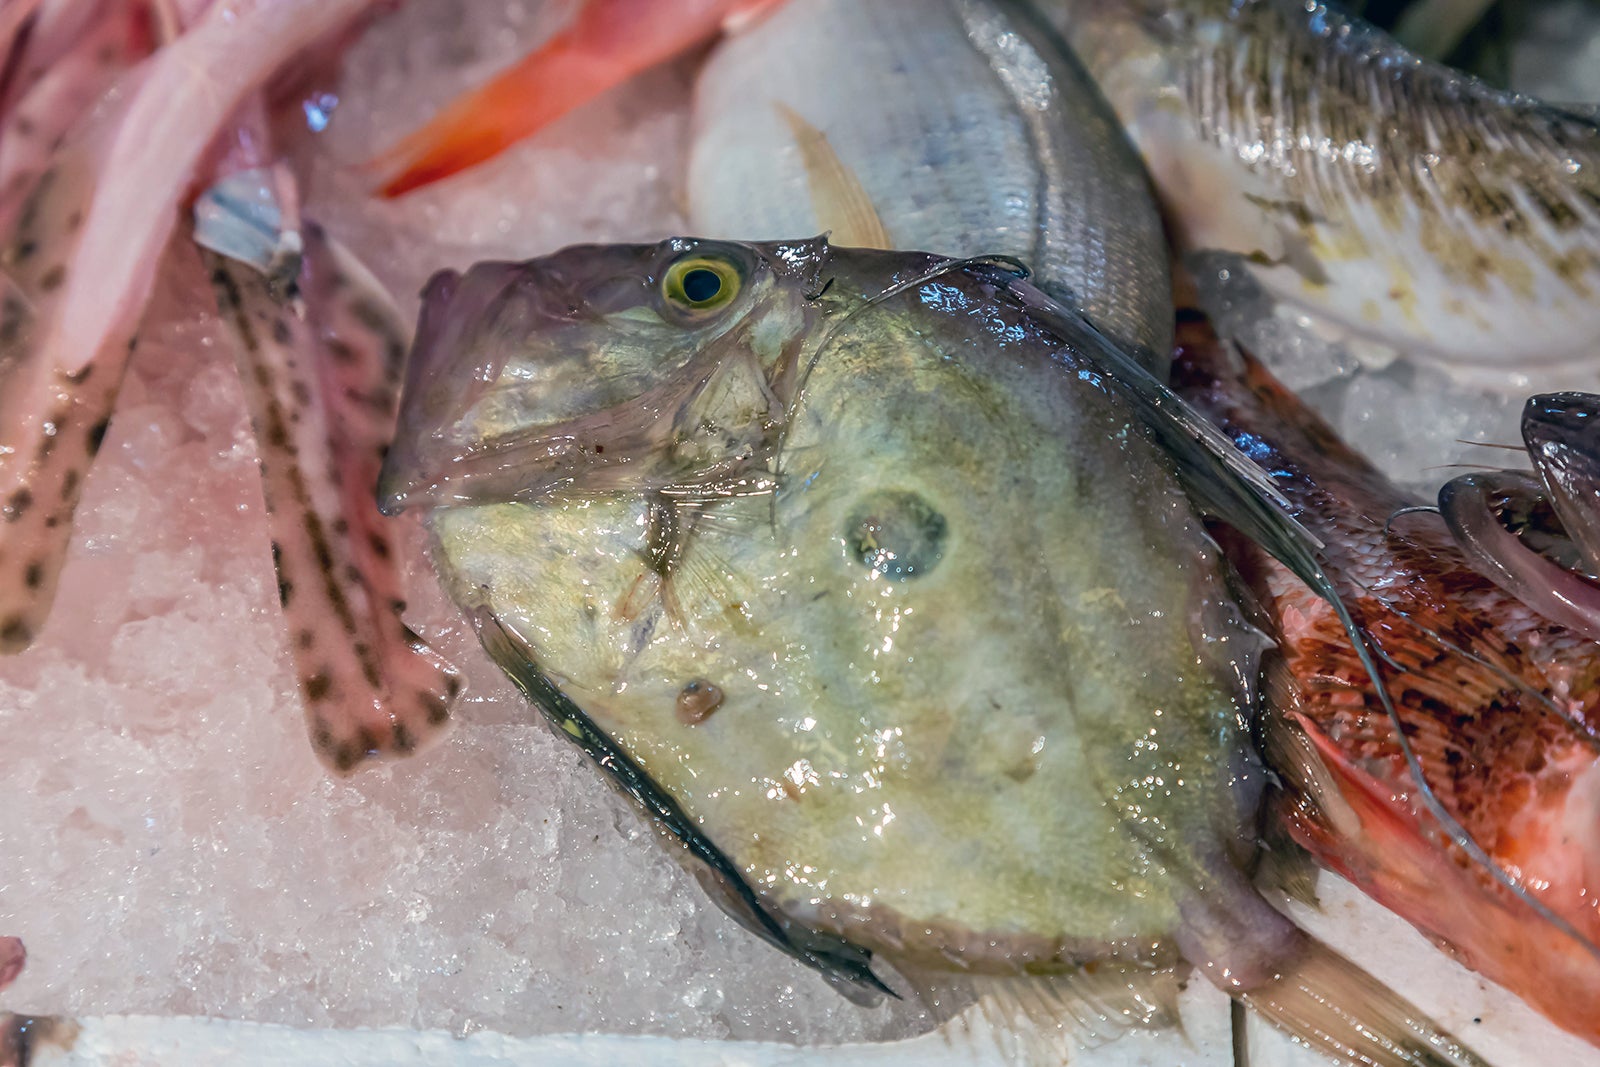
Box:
[1039,0,1600,376]
[380,233,1491,1066]
[0,0,463,770]
[1172,307,1600,1045]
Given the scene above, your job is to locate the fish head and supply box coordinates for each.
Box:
[379,235,918,513]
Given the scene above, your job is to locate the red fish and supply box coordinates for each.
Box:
[371,0,786,197]
[1171,308,1600,1045]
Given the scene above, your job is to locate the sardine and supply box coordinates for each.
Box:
[1040,0,1600,375]
[382,234,1490,1066]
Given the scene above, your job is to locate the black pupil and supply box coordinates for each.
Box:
[682,268,723,304]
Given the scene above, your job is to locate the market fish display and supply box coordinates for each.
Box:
[381,235,1488,1066]
[0,0,462,771]
[1172,311,1600,1044]
[1041,0,1600,375]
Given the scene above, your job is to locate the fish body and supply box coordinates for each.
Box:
[1041,0,1600,375]
[384,235,1489,1066]
[1171,309,1600,1044]
[687,0,1173,369]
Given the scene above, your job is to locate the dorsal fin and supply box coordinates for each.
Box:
[774,101,892,250]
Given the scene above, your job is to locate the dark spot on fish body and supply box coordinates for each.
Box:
[14,239,36,262]
[676,679,725,724]
[845,490,947,580]
[0,616,32,649]
[332,741,363,773]
[445,675,463,701]
[344,563,363,586]
[277,577,293,606]
[58,470,77,500]
[368,532,391,560]
[361,659,382,689]
[304,672,332,701]
[23,562,42,589]
[325,338,357,366]
[37,265,63,293]
[272,318,292,346]
[297,628,315,650]
[422,692,450,726]
[263,418,290,451]
[64,210,82,234]
[87,418,109,456]
[0,294,28,347]
[350,298,393,338]
[389,598,406,615]
[290,380,312,408]
[392,723,415,754]
[2,487,35,523]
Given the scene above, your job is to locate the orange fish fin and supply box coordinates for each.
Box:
[373,0,779,197]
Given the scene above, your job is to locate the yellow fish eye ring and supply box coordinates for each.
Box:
[662,255,742,312]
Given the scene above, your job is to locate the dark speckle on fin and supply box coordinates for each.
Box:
[203,222,462,775]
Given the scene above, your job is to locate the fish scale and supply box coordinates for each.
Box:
[1171,306,1600,1046]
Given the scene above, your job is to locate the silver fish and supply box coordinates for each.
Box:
[1038,0,1600,375]
[687,0,1173,372]
[382,235,1490,1067]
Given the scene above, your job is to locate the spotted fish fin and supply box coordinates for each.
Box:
[0,127,131,653]
[774,101,891,250]
[204,231,462,774]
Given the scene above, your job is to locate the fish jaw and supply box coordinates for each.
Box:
[1524,392,1600,577]
[370,0,786,197]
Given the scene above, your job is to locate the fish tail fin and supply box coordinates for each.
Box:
[1239,937,1492,1067]
[371,0,765,197]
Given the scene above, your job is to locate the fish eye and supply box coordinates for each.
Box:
[661,254,742,314]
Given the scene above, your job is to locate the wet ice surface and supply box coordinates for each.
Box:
[2,0,1600,1060]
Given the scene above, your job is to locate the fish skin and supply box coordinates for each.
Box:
[1171,307,1600,1046]
[387,236,1490,1066]
[204,225,462,774]
[688,0,1173,372]
[1038,0,1600,374]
